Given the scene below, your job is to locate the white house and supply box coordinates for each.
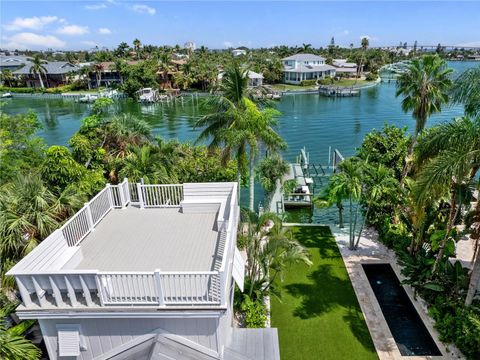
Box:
[282,53,336,84]
[246,70,263,87]
[332,59,358,75]
[218,70,264,87]
[7,180,280,360]
[232,49,247,57]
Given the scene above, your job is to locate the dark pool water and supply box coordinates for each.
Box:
[362,263,441,356]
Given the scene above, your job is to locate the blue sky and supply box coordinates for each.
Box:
[1,1,479,50]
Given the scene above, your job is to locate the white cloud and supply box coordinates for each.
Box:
[223,41,233,48]
[343,30,349,35]
[2,32,66,50]
[56,24,89,36]
[132,4,156,15]
[4,16,58,31]
[85,3,107,10]
[98,27,112,35]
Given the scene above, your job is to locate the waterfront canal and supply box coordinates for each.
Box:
[2,61,476,221]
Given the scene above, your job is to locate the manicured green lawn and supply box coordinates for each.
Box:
[271,226,378,360]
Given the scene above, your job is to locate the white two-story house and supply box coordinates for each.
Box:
[7,180,280,360]
[282,53,336,84]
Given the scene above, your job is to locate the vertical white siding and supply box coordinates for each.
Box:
[39,317,220,360]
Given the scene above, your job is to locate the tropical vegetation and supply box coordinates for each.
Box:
[319,58,480,358]
[0,97,239,358]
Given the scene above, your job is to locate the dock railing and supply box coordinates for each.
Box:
[9,181,238,309]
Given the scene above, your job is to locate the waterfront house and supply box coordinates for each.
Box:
[282,53,336,84]
[218,70,264,87]
[0,55,32,72]
[332,59,358,76]
[7,180,280,360]
[247,70,264,87]
[12,60,79,88]
[88,61,139,88]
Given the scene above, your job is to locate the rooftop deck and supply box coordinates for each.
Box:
[8,181,240,311]
[64,208,221,272]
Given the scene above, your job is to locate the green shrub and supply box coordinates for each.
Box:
[299,79,317,87]
[282,179,297,196]
[240,295,267,328]
[365,73,378,81]
[0,86,36,93]
[0,85,75,94]
[318,78,334,86]
[429,300,480,359]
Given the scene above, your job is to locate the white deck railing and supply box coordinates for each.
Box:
[138,184,183,208]
[10,181,238,309]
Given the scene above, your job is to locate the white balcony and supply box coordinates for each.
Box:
[7,180,240,311]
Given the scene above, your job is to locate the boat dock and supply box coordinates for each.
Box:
[269,147,344,215]
[318,86,359,97]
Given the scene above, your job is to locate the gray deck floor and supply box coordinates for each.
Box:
[62,207,221,272]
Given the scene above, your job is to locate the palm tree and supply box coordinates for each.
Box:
[1,69,14,87]
[100,114,152,170]
[256,154,289,210]
[0,321,41,360]
[92,63,104,88]
[118,145,170,184]
[358,37,369,78]
[157,50,174,89]
[354,164,398,248]
[239,100,286,211]
[414,116,480,297]
[300,43,312,53]
[0,174,83,265]
[315,181,347,229]
[243,212,311,298]
[28,55,47,89]
[396,55,453,180]
[451,66,480,117]
[132,38,141,59]
[195,62,252,198]
[329,158,363,249]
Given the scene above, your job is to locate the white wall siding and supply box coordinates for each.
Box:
[39,317,220,360]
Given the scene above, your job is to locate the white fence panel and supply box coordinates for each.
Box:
[160,272,220,304]
[61,206,91,247]
[140,185,183,207]
[89,188,112,225]
[97,273,158,305]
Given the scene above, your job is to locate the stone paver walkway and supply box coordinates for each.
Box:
[329,225,464,360]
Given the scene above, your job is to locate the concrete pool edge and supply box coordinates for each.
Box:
[328,225,464,360]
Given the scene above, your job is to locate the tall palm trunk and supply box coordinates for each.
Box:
[337,202,344,228]
[349,196,354,249]
[433,187,457,273]
[38,72,44,89]
[465,194,480,305]
[354,206,370,249]
[249,148,255,211]
[466,242,480,305]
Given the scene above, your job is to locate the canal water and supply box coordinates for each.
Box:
[2,61,477,222]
